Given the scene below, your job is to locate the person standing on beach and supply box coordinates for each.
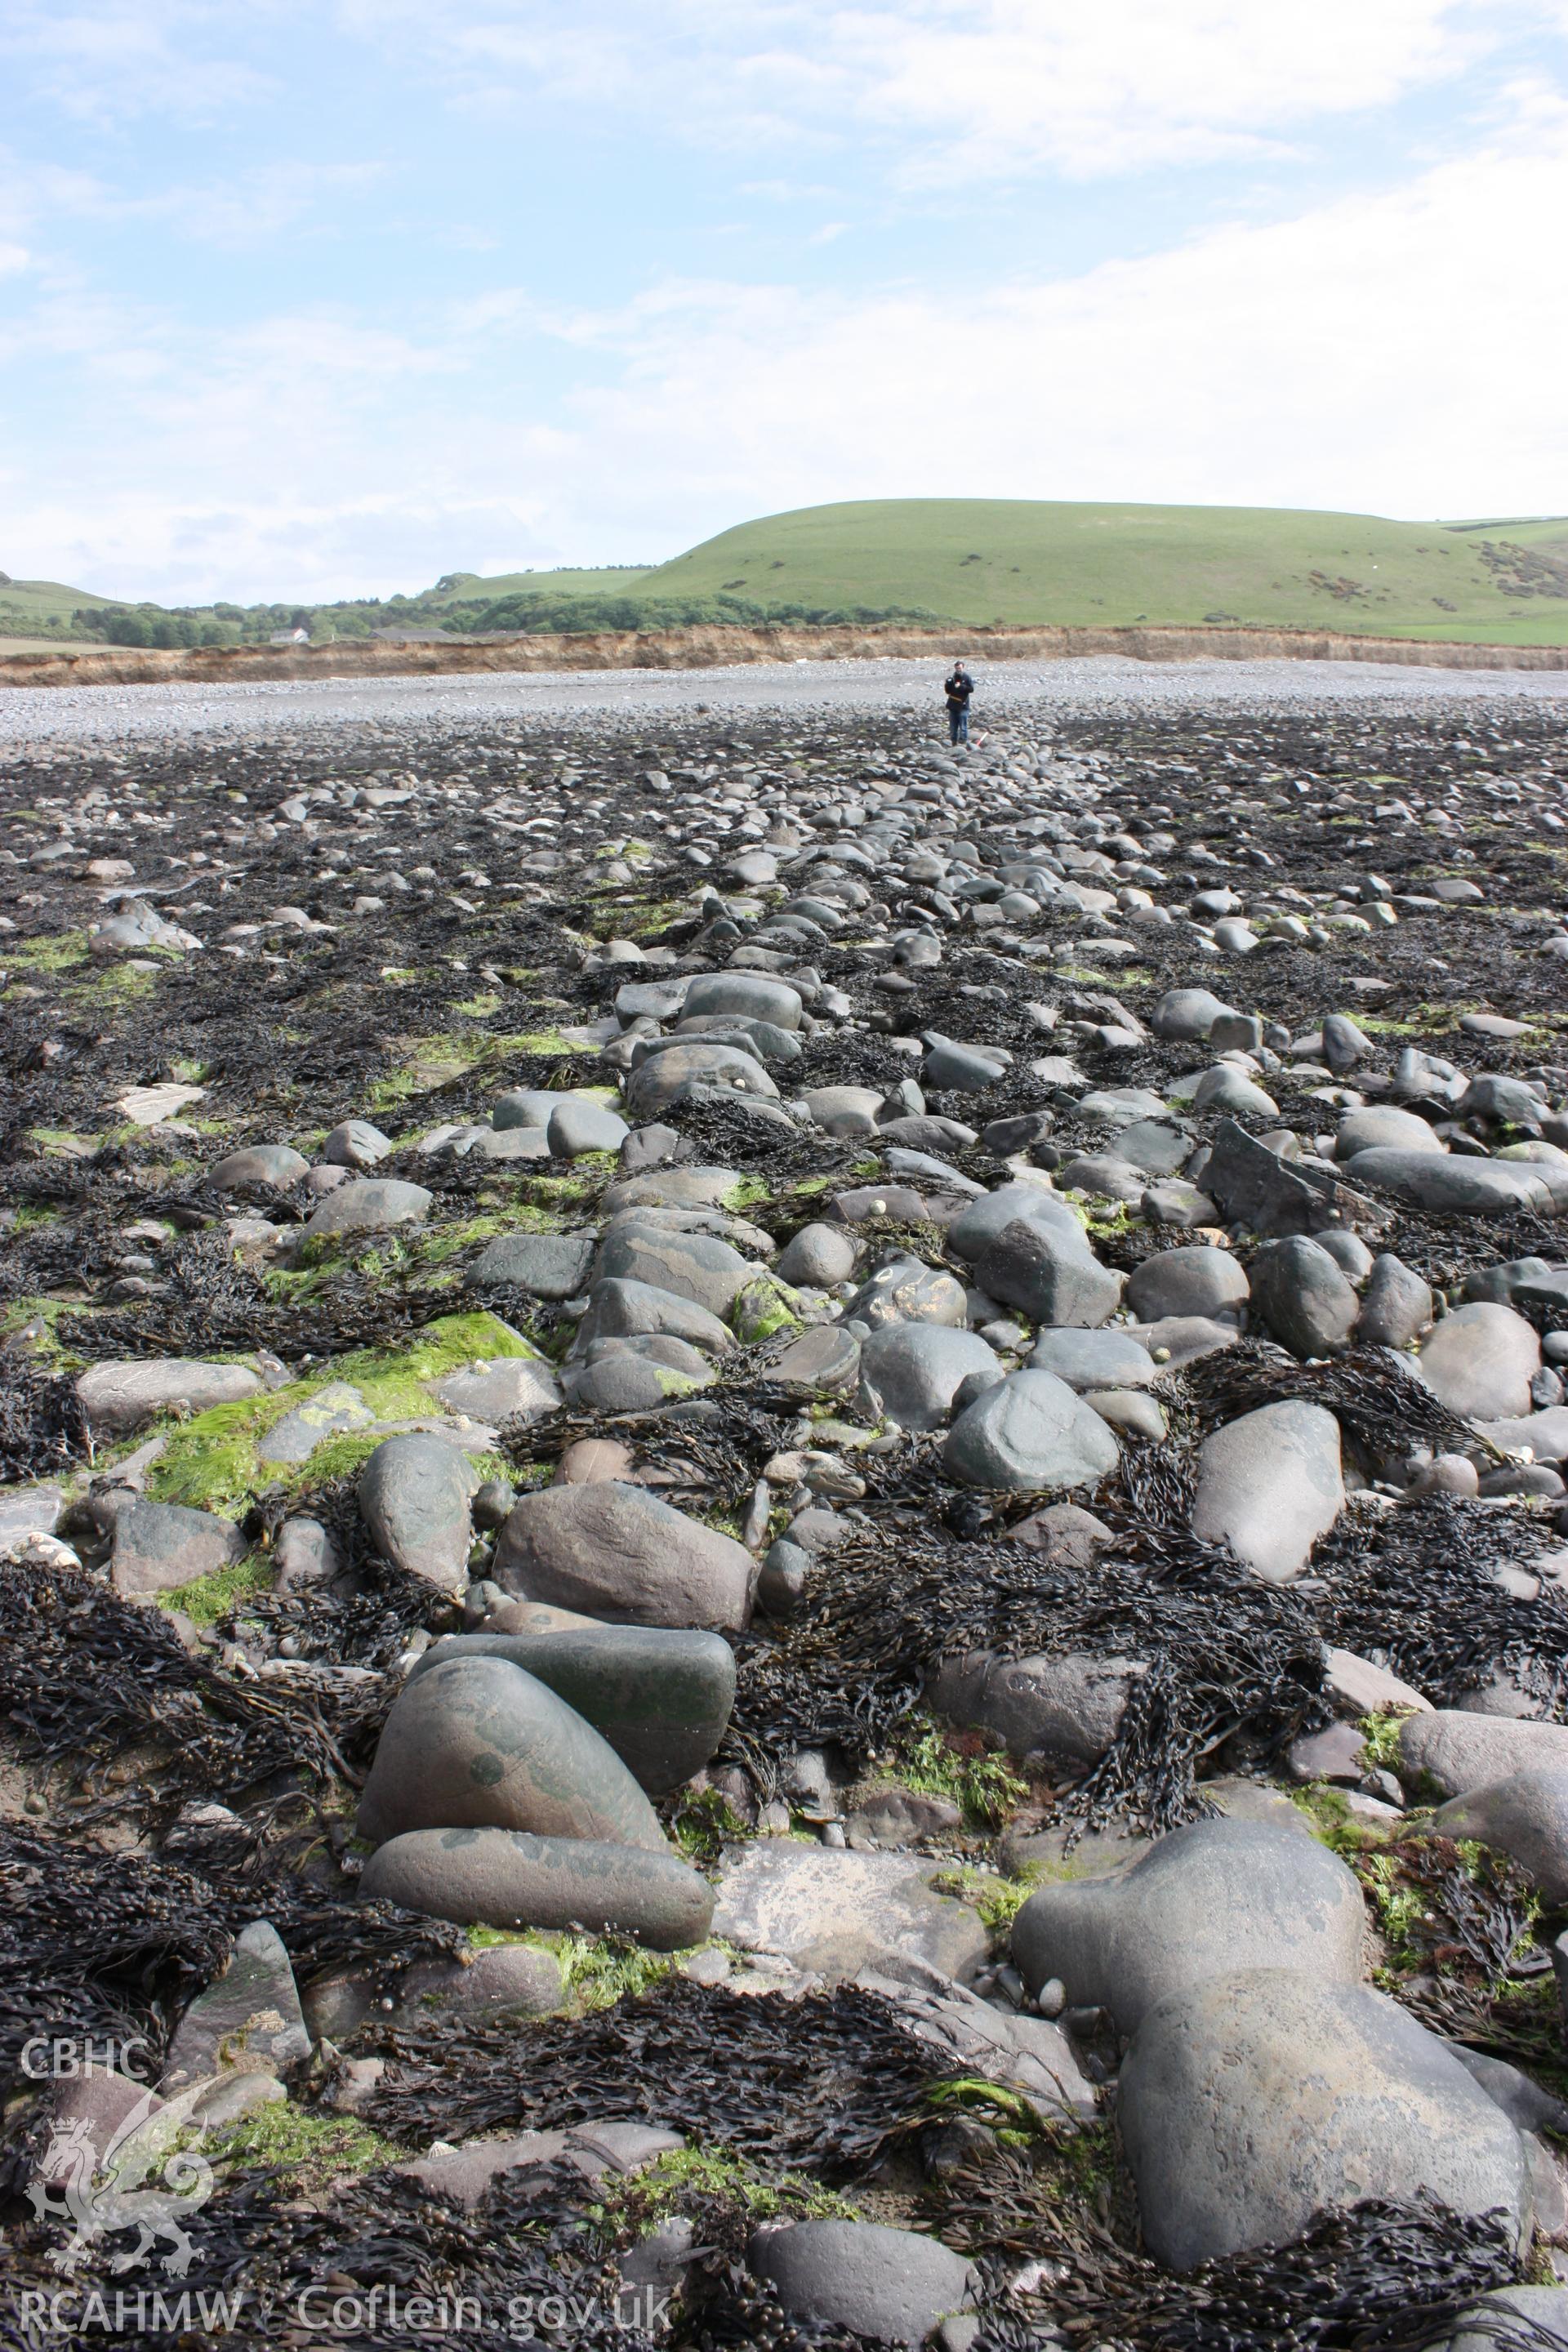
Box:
[944,659,973,745]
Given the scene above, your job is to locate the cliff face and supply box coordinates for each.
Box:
[2,619,1565,688]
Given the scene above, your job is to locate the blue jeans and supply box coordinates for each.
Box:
[948,705,969,744]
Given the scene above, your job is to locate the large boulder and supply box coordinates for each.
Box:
[361,1827,714,1949]
[1010,1818,1365,2031]
[964,1215,1120,1329]
[76,1358,263,1437]
[1414,1303,1541,1421]
[623,1042,780,1120]
[1248,1236,1359,1359]
[466,1232,595,1299]
[931,1648,1139,1766]
[840,1258,969,1331]
[1432,1771,1568,1904]
[683,973,804,1030]
[492,1481,756,1630]
[1344,1150,1564,1217]
[563,1339,715,1413]
[429,1354,562,1425]
[210,1143,310,1191]
[1124,1245,1249,1325]
[594,1223,753,1317]
[358,1432,479,1594]
[547,1098,628,1157]
[1029,1328,1157,1390]
[323,1119,393,1169]
[750,2220,975,2348]
[1152,988,1236,1041]
[356,1655,669,1851]
[1357,1254,1435,1349]
[856,1324,1000,1432]
[303,1178,431,1237]
[408,1625,735,1794]
[944,1368,1120,1492]
[1190,1401,1343,1582]
[109,1498,246,1597]
[574,1278,734,1355]
[1397,1712,1568,1802]
[1119,1969,1531,2270]
[710,1842,988,1982]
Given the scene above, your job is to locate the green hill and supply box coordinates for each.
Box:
[425,565,653,605]
[0,574,122,631]
[634,500,1568,647]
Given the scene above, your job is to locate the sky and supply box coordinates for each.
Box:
[2,0,1566,606]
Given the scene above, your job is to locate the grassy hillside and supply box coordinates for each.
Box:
[426,566,653,605]
[635,500,1568,647]
[0,575,122,630]
[16,508,1568,651]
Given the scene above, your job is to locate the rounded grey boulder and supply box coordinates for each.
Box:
[1356,1253,1434,1349]
[857,1323,1000,1432]
[1152,987,1236,1041]
[1398,1711,1568,1802]
[1414,1303,1541,1421]
[1191,1400,1343,1582]
[1432,1771,1568,1904]
[1249,1235,1359,1359]
[547,1098,628,1157]
[1120,1968,1531,2270]
[492,1480,756,1629]
[408,1624,736,1794]
[931,1647,1141,1766]
[683,972,804,1031]
[774,1221,860,1289]
[323,1118,393,1169]
[575,1277,734,1355]
[305,1178,431,1237]
[840,1257,968,1331]
[624,1042,780,1120]
[358,1432,479,1594]
[944,1368,1120,1492]
[1010,1818,1365,2031]
[1345,1149,1561,1217]
[750,2220,975,2347]
[1029,1328,1157,1390]
[594,1223,754,1317]
[965,1214,1121,1330]
[1124,1245,1249,1325]
[209,1143,309,1190]
[356,1655,669,1851]
[361,1825,715,1949]
[110,1497,246,1598]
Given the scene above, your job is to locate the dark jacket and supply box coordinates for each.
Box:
[945,668,973,709]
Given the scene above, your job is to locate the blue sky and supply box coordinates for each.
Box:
[2,0,1566,604]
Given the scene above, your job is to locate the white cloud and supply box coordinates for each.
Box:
[538,100,1568,535]
[338,0,1535,180]
[4,87,1566,599]
[2,1,276,122]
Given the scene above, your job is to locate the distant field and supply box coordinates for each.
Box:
[627,500,1568,646]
